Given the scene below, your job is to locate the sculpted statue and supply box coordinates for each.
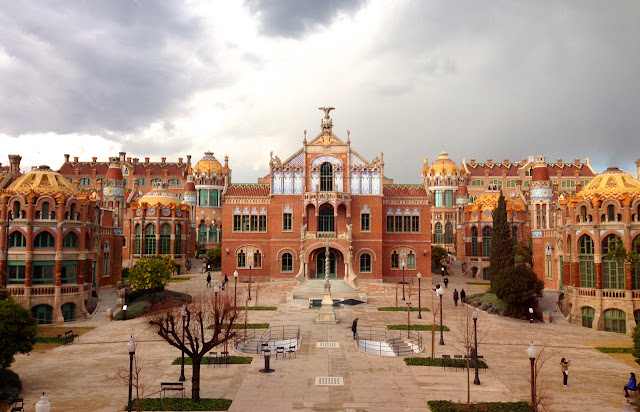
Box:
[300,223,307,240]
[319,106,335,119]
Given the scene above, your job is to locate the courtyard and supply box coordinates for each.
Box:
[10,260,638,412]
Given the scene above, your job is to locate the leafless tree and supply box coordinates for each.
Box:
[526,342,555,412]
[147,293,241,401]
[106,341,158,412]
[451,305,485,406]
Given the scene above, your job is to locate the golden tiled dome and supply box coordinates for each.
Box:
[577,166,640,204]
[425,152,460,176]
[8,166,78,197]
[192,151,223,175]
[466,193,525,214]
[139,183,179,207]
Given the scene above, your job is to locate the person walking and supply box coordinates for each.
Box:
[443,277,449,288]
[560,358,571,387]
[351,318,358,340]
[460,288,466,303]
[453,289,459,306]
[224,274,229,290]
[206,272,211,288]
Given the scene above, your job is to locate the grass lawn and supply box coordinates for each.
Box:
[168,277,191,282]
[466,282,491,286]
[129,398,232,411]
[596,347,633,354]
[172,356,253,365]
[33,326,94,351]
[377,307,429,312]
[405,357,487,368]
[387,324,449,331]
[427,400,530,411]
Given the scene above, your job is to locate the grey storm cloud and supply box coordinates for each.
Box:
[245,0,366,37]
[0,1,217,136]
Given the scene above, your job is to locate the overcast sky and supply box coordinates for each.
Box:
[1,1,639,183]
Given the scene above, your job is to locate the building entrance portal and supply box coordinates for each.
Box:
[316,251,337,279]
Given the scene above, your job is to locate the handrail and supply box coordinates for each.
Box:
[235,325,300,354]
[355,325,423,356]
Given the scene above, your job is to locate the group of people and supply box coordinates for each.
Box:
[206,272,229,290]
[434,283,466,306]
[560,358,637,399]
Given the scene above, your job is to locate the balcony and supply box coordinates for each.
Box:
[304,191,351,204]
[302,231,350,241]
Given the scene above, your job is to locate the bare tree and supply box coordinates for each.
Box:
[526,342,555,412]
[451,305,483,406]
[107,341,158,412]
[147,293,240,401]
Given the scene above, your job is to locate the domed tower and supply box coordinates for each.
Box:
[103,157,125,226]
[423,152,464,253]
[529,156,555,286]
[183,176,197,210]
[191,151,230,248]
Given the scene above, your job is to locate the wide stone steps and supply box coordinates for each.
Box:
[92,288,119,320]
[292,279,363,300]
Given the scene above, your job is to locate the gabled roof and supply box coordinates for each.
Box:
[58,161,187,176]
[383,184,427,197]
[226,184,271,197]
[464,163,522,177]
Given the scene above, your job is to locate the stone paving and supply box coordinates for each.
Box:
[9,263,640,411]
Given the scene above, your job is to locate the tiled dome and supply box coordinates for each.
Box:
[139,182,179,207]
[8,165,78,197]
[425,152,460,177]
[192,151,223,175]
[577,166,640,204]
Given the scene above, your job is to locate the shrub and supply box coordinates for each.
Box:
[377,307,428,312]
[492,264,543,317]
[633,323,640,358]
[388,324,449,331]
[172,356,252,365]
[427,400,531,412]
[0,368,22,401]
[597,347,633,354]
[130,398,232,411]
[129,257,172,291]
[405,357,487,368]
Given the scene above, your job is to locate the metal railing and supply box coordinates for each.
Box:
[355,325,423,356]
[234,325,300,354]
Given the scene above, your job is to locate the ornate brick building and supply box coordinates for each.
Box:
[222,108,431,285]
[0,159,123,324]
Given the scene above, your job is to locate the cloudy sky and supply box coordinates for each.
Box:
[1,1,639,183]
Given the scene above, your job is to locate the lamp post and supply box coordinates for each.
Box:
[472,308,480,385]
[35,392,50,412]
[527,341,538,412]
[437,287,444,345]
[441,266,445,277]
[214,284,219,302]
[126,336,136,412]
[233,270,238,309]
[179,306,186,382]
[406,302,412,332]
[417,272,422,319]
[401,249,407,301]
[247,248,254,301]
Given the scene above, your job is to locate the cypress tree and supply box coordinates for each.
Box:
[489,192,514,286]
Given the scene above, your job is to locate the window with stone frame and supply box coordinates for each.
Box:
[62,261,77,284]
[361,213,370,232]
[282,253,293,272]
[412,216,420,232]
[34,231,55,248]
[320,162,334,191]
[386,215,394,232]
[579,235,595,288]
[482,226,492,257]
[8,231,26,248]
[7,262,25,285]
[471,226,478,257]
[32,262,55,285]
[283,212,292,231]
[159,224,171,254]
[360,253,371,272]
[391,251,399,269]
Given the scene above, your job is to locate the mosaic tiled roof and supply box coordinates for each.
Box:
[465,193,525,213]
[139,183,180,207]
[576,167,640,204]
[226,184,271,197]
[465,163,522,177]
[59,161,187,176]
[383,184,427,197]
[7,166,78,197]
[192,151,224,175]
[424,152,461,176]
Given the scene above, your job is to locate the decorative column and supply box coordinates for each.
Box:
[594,254,602,290]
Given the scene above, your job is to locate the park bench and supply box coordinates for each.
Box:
[64,330,78,344]
[160,382,185,398]
[10,398,24,412]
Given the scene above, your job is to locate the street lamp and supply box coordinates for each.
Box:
[233,270,238,308]
[401,259,406,301]
[417,272,422,319]
[179,306,187,382]
[247,248,254,301]
[472,308,480,385]
[126,336,136,412]
[35,392,50,412]
[441,266,445,277]
[437,287,444,345]
[214,284,220,302]
[527,341,538,412]
[406,302,412,333]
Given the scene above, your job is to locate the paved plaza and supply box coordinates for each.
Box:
[10,262,639,411]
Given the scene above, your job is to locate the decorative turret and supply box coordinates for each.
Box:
[530,156,552,200]
[103,156,126,225]
[456,184,469,206]
[183,176,197,207]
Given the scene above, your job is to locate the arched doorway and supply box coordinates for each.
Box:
[317,251,337,278]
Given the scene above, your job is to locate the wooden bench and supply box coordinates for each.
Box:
[10,398,24,412]
[160,382,185,398]
[64,330,78,344]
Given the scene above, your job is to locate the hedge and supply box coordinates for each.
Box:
[387,324,449,331]
[235,306,277,311]
[377,307,429,312]
[0,368,22,401]
[207,323,269,330]
[128,398,232,411]
[426,400,531,412]
[172,356,253,365]
[596,347,633,354]
[404,357,487,368]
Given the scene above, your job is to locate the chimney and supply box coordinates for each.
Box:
[487,158,492,164]
[574,158,580,165]
[64,154,70,163]
[8,155,21,175]
[92,157,97,163]
[470,158,476,165]
[119,152,126,162]
[636,158,640,180]
[553,181,559,192]
[557,158,562,164]
[74,156,79,163]
[187,155,192,167]
[225,155,229,168]
[133,158,139,164]
[504,158,509,163]
[145,157,150,164]
[521,158,527,163]
[161,157,166,164]
[178,157,183,164]
[576,182,583,191]
[127,157,132,163]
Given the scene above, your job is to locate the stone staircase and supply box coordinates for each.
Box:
[537,290,565,323]
[92,287,120,320]
[291,279,365,301]
[386,337,417,356]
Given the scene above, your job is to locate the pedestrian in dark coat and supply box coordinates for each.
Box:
[351,318,358,339]
[224,274,229,290]
[443,277,449,288]
[460,289,466,302]
[206,272,211,288]
[453,289,459,306]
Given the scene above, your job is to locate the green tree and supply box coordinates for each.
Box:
[431,246,448,272]
[0,289,37,369]
[206,245,222,270]
[489,192,514,290]
[129,257,172,291]
[493,264,544,317]
[514,237,533,267]
[632,323,640,359]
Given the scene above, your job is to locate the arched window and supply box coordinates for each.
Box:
[407,251,416,269]
[602,234,624,289]
[579,235,595,288]
[253,250,262,268]
[8,231,26,248]
[61,302,76,322]
[34,231,55,248]
[445,222,453,244]
[360,253,371,273]
[134,224,141,254]
[320,162,333,192]
[144,224,156,255]
[159,224,171,254]
[471,226,478,257]
[63,232,78,248]
[174,225,182,254]
[31,305,53,325]
[237,250,246,268]
[580,206,587,222]
[604,309,626,333]
[488,180,503,187]
[12,202,21,219]
[391,251,399,269]
[198,221,207,243]
[607,204,615,221]
[209,223,217,243]
[318,206,334,232]
[633,236,640,290]
[434,223,443,243]
[581,307,595,328]
[506,180,517,188]
[282,253,293,272]
[40,202,51,219]
[482,226,492,257]
[70,203,77,220]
